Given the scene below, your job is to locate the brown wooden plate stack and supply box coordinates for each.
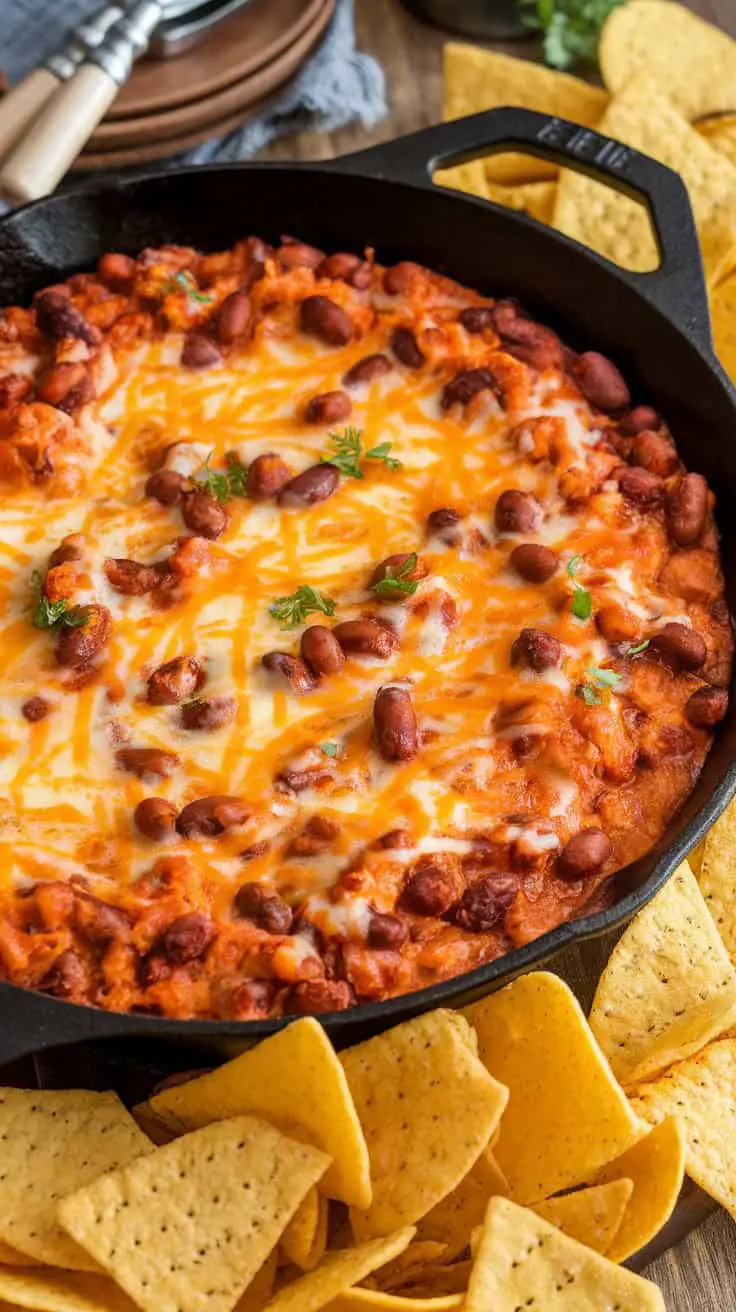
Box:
[77,0,335,169]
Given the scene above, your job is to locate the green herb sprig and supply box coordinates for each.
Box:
[575,665,623,706]
[567,555,592,622]
[521,0,623,71]
[371,554,421,600]
[30,571,88,631]
[269,585,336,629]
[192,453,248,503]
[162,270,212,303]
[323,428,401,479]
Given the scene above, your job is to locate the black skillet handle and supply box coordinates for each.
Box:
[0,981,128,1069]
[329,107,712,356]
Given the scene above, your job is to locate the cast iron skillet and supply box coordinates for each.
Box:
[0,107,735,1066]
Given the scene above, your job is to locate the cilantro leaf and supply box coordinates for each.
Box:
[226,454,249,498]
[322,427,364,479]
[571,587,592,621]
[521,0,623,70]
[566,554,583,577]
[320,741,339,758]
[587,666,622,689]
[162,270,212,303]
[366,441,402,472]
[192,453,229,503]
[270,585,336,629]
[30,570,88,630]
[371,553,420,600]
[626,639,650,657]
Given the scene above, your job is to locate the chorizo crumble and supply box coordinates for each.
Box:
[0,236,730,1020]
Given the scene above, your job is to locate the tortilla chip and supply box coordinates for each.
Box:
[465,1197,666,1311]
[58,1115,329,1312]
[533,1179,633,1255]
[554,73,736,282]
[237,1252,279,1312]
[699,797,736,960]
[711,273,736,383]
[589,861,736,1085]
[0,1268,137,1312]
[443,43,606,185]
[279,1188,328,1271]
[697,115,736,171]
[415,1148,508,1261]
[342,1011,508,1240]
[365,1241,447,1293]
[463,973,639,1205]
[688,836,707,877]
[596,1117,686,1262]
[0,1089,150,1271]
[261,1227,415,1311]
[139,1018,370,1208]
[631,1039,736,1221]
[398,1260,471,1298]
[0,1241,41,1266]
[600,0,736,120]
[433,165,556,226]
[326,1294,463,1311]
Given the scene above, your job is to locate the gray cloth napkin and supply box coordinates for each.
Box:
[1,0,387,166]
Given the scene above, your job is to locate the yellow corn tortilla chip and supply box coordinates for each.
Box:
[58,1115,329,1312]
[443,44,606,185]
[398,1261,471,1298]
[688,836,707,877]
[596,1117,686,1262]
[237,1252,279,1312]
[0,1268,138,1312]
[697,115,736,171]
[554,73,736,283]
[589,861,736,1086]
[433,164,556,225]
[262,1227,414,1312]
[140,1018,370,1209]
[0,1089,150,1271]
[711,273,736,384]
[0,1241,41,1266]
[415,1148,508,1261]
[280,1188,328,1272]
[699,796,736,958]
[463,972,639,1204]
[326,1295,463,1311]
[368,1241,447,1293]
[532,1179,633,1256]
[631,1039,736,1221]
[342,1011,508,1240]
[600,0,736,120]
[465,1197,665,1311]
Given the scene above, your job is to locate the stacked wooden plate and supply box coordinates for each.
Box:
[77,0,335,169]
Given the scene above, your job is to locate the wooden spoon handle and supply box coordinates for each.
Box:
[0,69,61,163]
[0,64,120,204]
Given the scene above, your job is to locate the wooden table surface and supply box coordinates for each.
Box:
[258,0,736,1306]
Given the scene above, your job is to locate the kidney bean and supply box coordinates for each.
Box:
[34,290,99,345]
[49,533,86,568]
[177,795,250,837]
[371,552,428,588]
[619,405,661,436]
[40,950,89,999]
[595,604,641,644]
[399,853,464,917]
[300,625,345,676]
[182,489,228,540]
[489,299,532,341]
[510,543,558,583]
[289,814,340,856]
[334,618,398,659]
[427,507,462,543]
[305,389,352,424]
[37,362,94,413]
[459,306,494,334]
[134,797,177,841]
[181,332,222,370]
[22,695,51,722]
[75,894,130,945]
[343,353,391,387]
[451,874,518,931]
[667,473,708,547]
[277,240,324,270]
[246,453,292,500]
[215,290,252,344]
[377,828,411,849]
[300,295,353,346]
[148,655,204,705]
[116,747,180,778]
[495,489,542,535]
[374,686,418,761]
[277,765,333,793]
[650,622,707,672]
[105,557,173,595]
[685,685,729,728]
[366,911,408,949]
[241,235,268,285]
[490,301,565,369]
[278,462,340,508]
[235,883,293,934]
[145,469,186,505]
[617,466,665,507]
[262,651,317,695]
[316,252,362,281]
[382,262,422,295]
[56,604,111,667]
[0,372,32,409]
[574,352,630,412]
[441,368,496,411]
[157,913,215,964]
[240,839,270,862]
[287,979,354,1014]
[97,252,136,288]
[630,431,678,478]
[511,627,561,672]
[231,979,275,1018]
[391,327,425,368]
[181,695,237,730]
[558,828,612,880]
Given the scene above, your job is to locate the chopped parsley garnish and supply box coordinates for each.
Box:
[521,0,623,72]
[626,638,650,657]
[323,428,401,479]
[192,452,248,502]
[162,269,212,303]
[320,741,339,758]
[576,665,622,705]
[269,585,336,629]
[225,452,249,497]
[371,553,420,600]
[30,572,87,630]
[571,587,592,621]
